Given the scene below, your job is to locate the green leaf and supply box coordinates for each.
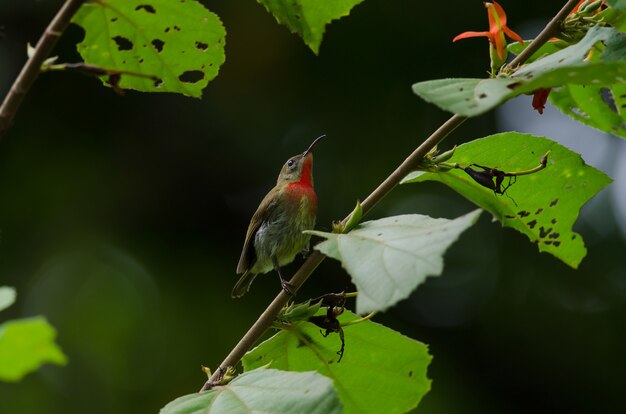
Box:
[606,0,626,12]
[0,286,16,312]
[511,26,614,78]
[73,0,226,97]
[0,317,67,382]
[307,210,481,314]
[510,27,626,138]
[257,0,365,54]
[550,83,626,138]
[343,199,363,232]
[243,311,431,414]
[160,368,342,414]
[603,5,626,32]
[402,132,612,268]
[412,77,515,118]
[507,40,565,64]
[413,26,626,117]
[277,299,323,324]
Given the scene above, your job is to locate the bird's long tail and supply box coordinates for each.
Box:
[231,271,257,298]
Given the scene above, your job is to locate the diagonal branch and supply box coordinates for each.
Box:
[201,0,582,391]
[0,0,86,139]
[505,0,579,70]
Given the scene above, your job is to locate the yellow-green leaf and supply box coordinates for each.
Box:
[73,0,226,97]
[0,317,67,382]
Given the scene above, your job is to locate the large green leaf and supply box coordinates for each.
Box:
[412,77,515,118]
[0,317,67,382]
[413,26,626,117]
[0,286,16,312]
[402,133,612,268]
[509,26,626,138]
[73,0,226,97]
[308,210,481,314]
[160,368,342,414]
[511,26,625,77]
[550,83,626,138]
[257,0,365,54]
[243,311,431,414]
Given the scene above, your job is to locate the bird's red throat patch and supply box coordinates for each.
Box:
[287,157,313,189]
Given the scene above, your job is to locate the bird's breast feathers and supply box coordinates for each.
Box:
[284,183,317,215]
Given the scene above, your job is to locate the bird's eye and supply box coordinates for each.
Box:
[287,159,295,168]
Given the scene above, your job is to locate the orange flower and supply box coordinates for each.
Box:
[572,0,587,12]
[453,1,523,61]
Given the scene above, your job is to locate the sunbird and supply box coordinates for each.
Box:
[232,135,324,298]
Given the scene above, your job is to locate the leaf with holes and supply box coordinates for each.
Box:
[413,27,626,117]
[160,368,342,414]
[307,210,481,314]
[0,317,67,382]
[243,311,431,414]
[73,0,225,97]
[550,83,626,138]
[403,133,612,268]
[0,287,16,312]
[257,0,365,54]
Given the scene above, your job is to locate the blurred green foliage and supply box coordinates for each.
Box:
[0,316,67,382]
[1,1,625,413]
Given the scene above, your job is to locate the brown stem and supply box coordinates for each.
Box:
[200,0,581,391]
[0,0,86,139]
[505,0,581,71]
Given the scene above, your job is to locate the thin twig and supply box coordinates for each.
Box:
[200,0,582,391]
[43,62,157,80]
[0,0,86,139]
[341,311,377,327]
[505,0,580,71]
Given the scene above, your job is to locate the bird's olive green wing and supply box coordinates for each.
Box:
[236,187,280,274]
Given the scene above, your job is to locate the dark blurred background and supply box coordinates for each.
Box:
[1,1,625,413]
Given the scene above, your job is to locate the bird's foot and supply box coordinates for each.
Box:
[281,279,296,296]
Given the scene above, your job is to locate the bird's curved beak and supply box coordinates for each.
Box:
[303,134,325,156]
